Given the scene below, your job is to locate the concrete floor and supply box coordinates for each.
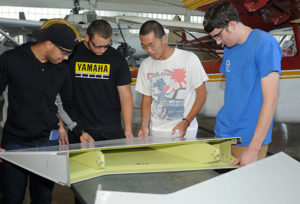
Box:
[0,105,299,203]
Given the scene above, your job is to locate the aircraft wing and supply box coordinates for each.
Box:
[0,136,240,186]
[106,16,205,33]
[0,18,42,36]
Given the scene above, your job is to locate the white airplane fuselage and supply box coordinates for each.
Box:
[200,70,300,123]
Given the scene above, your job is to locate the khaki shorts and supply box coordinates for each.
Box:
[231,144,268,160]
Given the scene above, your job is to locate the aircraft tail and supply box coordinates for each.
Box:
[19,12,26,20]
[167,15,187,44]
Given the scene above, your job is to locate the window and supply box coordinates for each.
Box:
[270,26,297,57]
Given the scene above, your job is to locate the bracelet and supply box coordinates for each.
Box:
[182,118,190,126]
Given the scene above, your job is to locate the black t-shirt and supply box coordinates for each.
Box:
[68,42,131,132]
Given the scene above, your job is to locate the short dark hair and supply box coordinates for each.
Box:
[87,20,112,39]
[139,20,165,38]
[203,2,240,33]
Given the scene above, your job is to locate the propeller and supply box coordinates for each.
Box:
[115,18,137,67]
[71,0,83,14]
[116,42,137,66]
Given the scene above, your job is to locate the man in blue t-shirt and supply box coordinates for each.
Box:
[203,2,281,166]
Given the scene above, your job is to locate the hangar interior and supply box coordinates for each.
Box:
[0,0,299,203]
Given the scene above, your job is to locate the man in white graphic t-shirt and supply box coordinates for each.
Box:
[135,20,208,138]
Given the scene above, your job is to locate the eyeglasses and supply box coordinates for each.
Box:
[54,44,72,56]
[211,27,226,41]
[90,39,112,49]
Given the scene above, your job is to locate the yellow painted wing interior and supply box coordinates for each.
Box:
[69,138,237,184]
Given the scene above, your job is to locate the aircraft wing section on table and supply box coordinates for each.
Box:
[95,152,300,204]
[0,136,240,186]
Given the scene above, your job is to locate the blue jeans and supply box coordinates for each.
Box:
[1,140,58,204]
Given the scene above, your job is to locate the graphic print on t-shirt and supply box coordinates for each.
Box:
[75,62,110,79]
[148,68,186,120]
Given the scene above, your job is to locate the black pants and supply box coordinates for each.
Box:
[1,140,58,204]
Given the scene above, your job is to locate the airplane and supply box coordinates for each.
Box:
[0,9,206,83]
[0,0,206,66]
[0,7,147,67]
[119,0,300,123]
[183,0,300,123]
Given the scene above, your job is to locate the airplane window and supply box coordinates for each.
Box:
[271,27,297,57]
[281,36,295,56]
